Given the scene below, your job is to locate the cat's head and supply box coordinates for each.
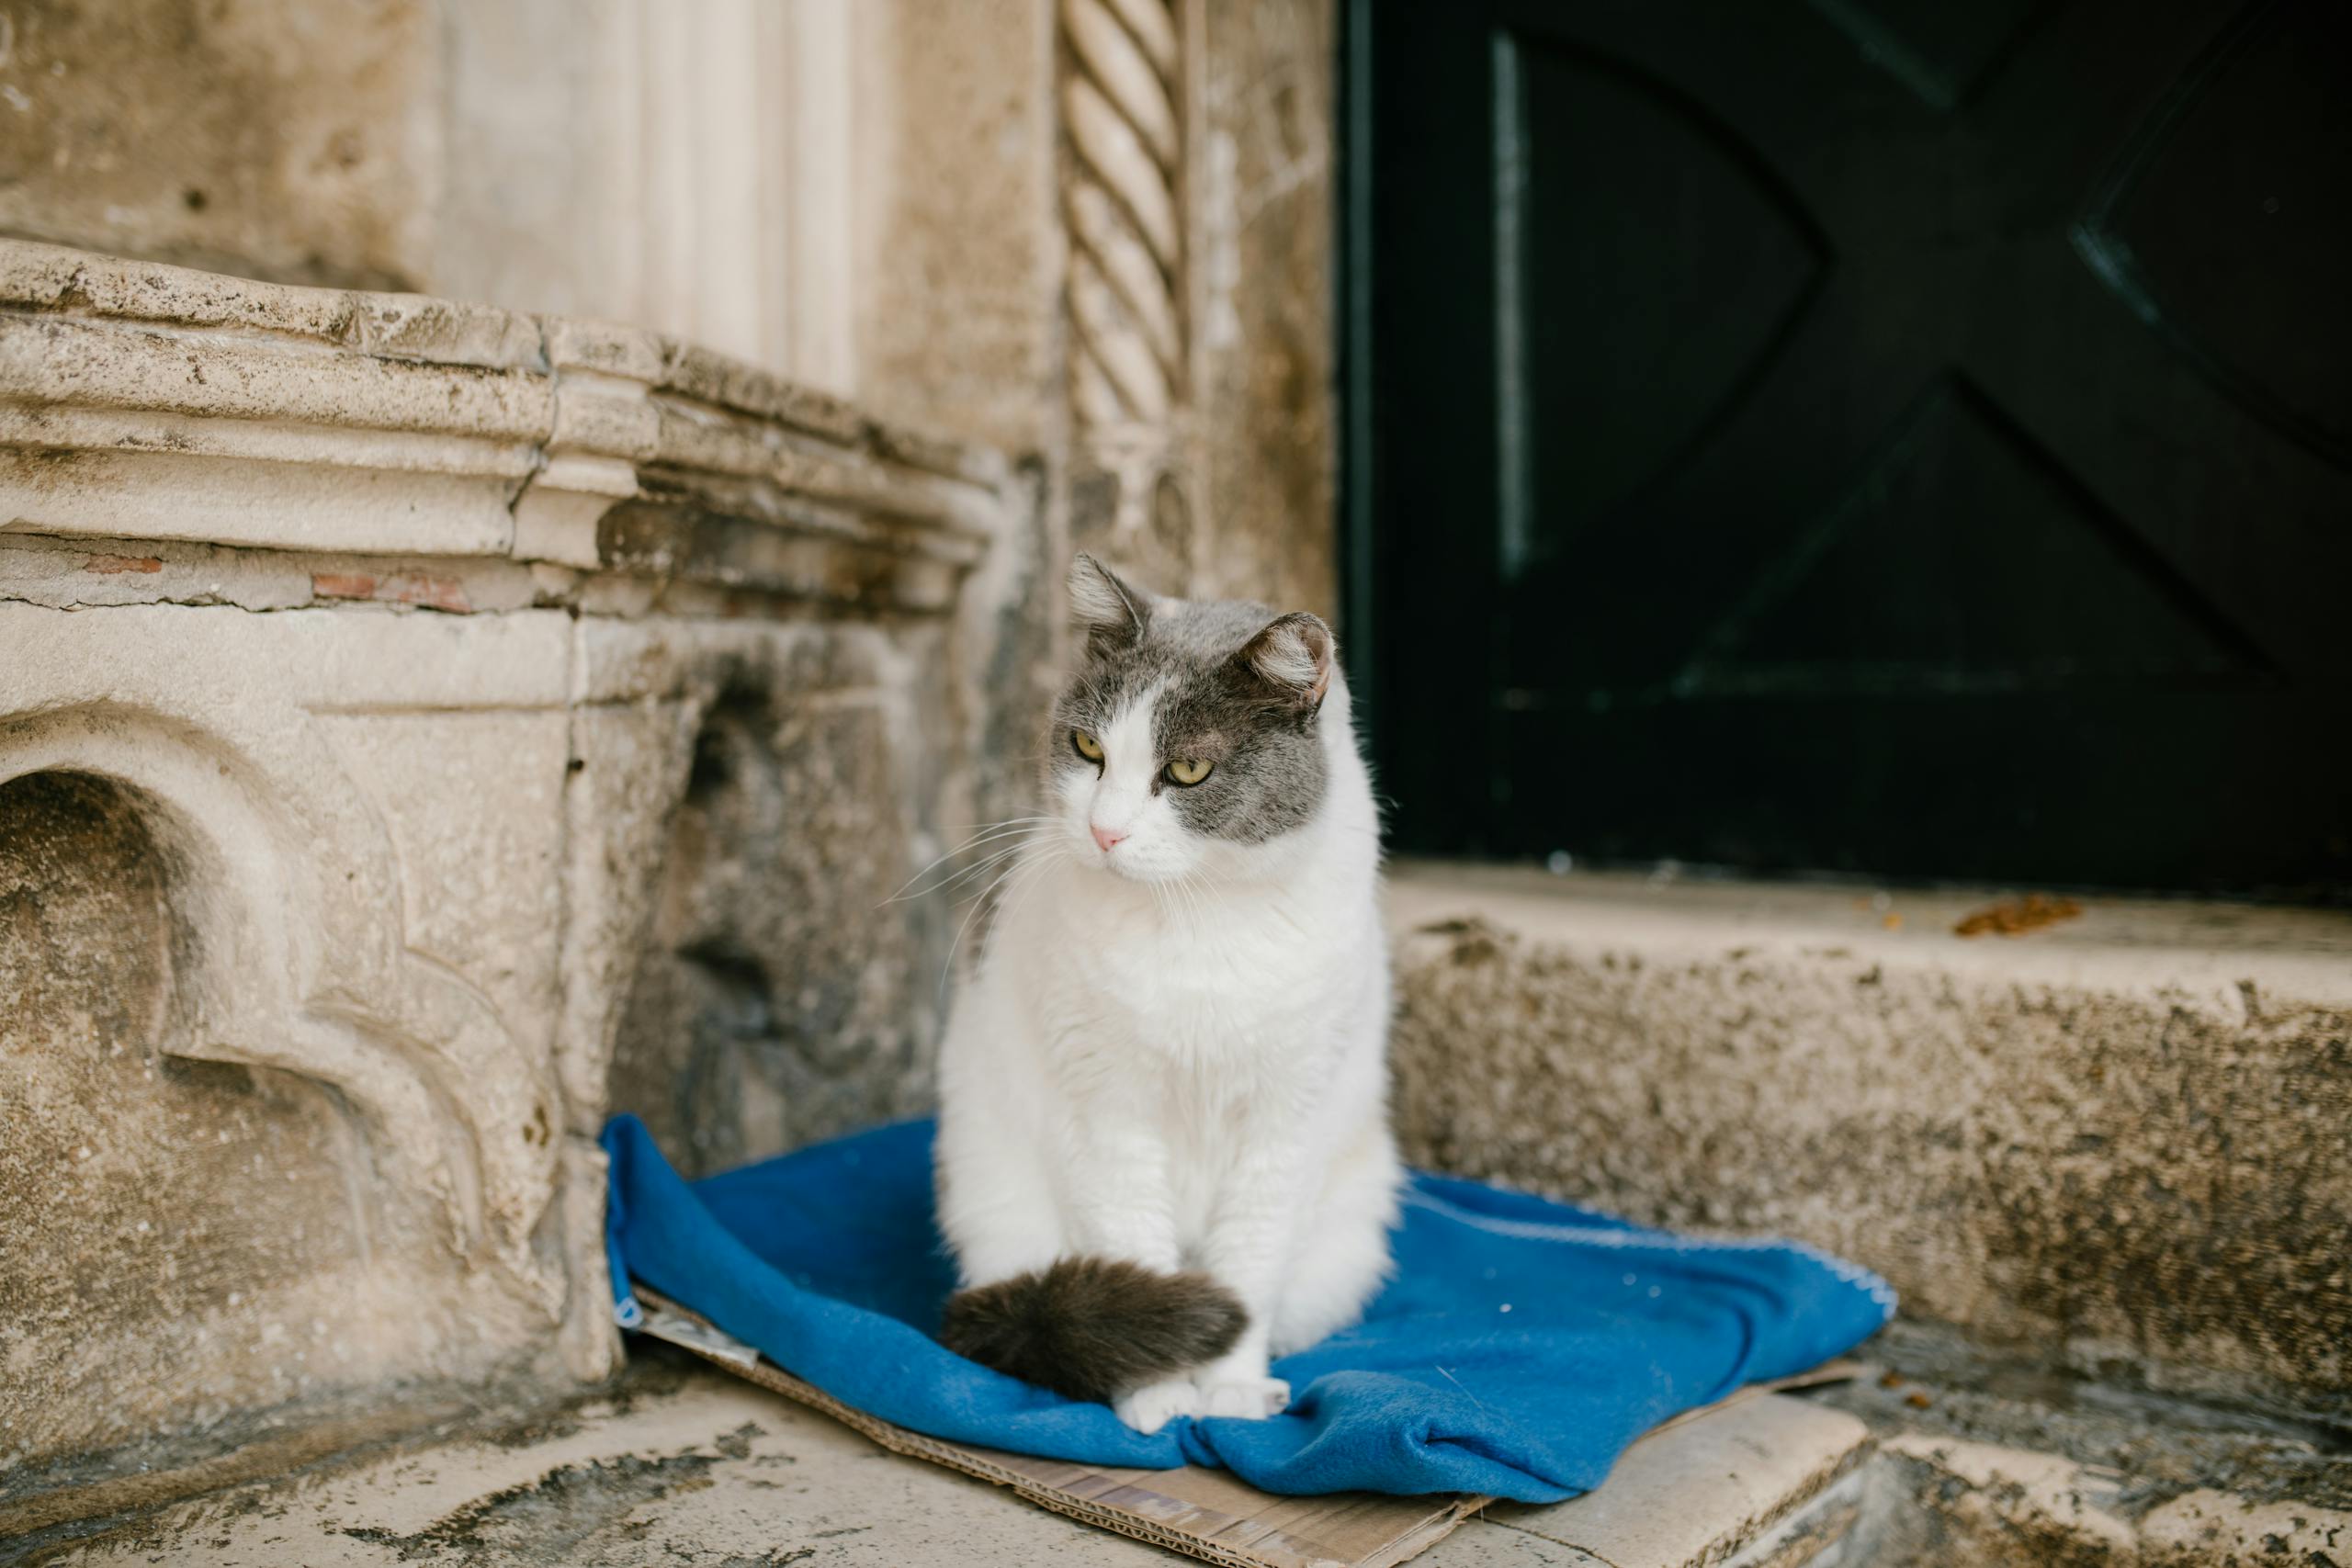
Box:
[1046,554,1337,885]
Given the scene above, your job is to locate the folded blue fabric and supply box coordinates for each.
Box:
[601,1113,1892,1502]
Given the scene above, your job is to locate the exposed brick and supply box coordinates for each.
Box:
[311,571,379,600]
[311,571,472,613]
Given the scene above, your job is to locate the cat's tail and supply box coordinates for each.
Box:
[938,1257,1246,1404]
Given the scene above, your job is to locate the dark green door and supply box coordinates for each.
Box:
[1346,0,2352,897]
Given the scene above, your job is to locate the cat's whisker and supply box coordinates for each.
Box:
[887,821,1042,902]
[940,846,1063,992]
[938,852,1037,991]
[956,844,1049,921]
[881,818,1056,906]
[922,835,1047,900]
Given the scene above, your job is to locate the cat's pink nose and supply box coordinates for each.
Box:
[1091,823,1127,852]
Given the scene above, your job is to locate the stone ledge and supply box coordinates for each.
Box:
[1387,861,2352,1009]
[1879,1432,2352,1564]
[1385,861,2352,1418]
[1824,1337,2352,1563]
[0,241,1004,611]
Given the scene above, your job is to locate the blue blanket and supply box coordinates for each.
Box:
[602,1114,1892,1502]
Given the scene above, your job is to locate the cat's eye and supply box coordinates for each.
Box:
[1071,728,1104,764]
[1164,758,1213,787]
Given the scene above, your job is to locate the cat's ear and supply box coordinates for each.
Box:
[1068,553,1152,650]
[1238,612,1335,714]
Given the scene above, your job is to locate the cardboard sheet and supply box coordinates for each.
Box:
[634,1288,1857,1568]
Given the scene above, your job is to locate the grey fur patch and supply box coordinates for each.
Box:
[1050,562,1334,845]
[938,1258,1247,1403]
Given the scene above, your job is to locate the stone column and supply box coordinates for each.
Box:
[1058,0,1198,591]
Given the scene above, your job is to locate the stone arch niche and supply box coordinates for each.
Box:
[0,705,564,1485]
[0,769,378,1472]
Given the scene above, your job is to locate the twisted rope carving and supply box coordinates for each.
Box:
[1060,0,1183,432]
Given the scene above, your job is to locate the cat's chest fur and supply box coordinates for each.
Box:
[1028,872,1368,1067]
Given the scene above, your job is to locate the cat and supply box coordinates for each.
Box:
[933,553,1400,1434]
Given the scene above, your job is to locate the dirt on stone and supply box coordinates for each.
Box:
[1953,894,2084,938]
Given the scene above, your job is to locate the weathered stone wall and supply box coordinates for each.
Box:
[1196,0,1339,621]
[842,0,1069,835]
[0,0,1340,684]
[604,630,960,1179]
[0,0,858,372]
[0,0,438,290]
[852,0,1062,456]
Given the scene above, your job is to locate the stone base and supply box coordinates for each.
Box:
[0,240,1018,1498]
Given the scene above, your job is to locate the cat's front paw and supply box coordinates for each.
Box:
[1114,1377,1202,1434]
[1197,1374,1292,1420]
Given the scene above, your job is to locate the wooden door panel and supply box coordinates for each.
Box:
[1351,0,2352,895]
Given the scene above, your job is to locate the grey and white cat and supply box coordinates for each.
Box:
[933,555,1399,1432]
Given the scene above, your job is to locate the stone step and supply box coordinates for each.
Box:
[1824,1339,2352,1566]
[1385,860,2352,1420]
[1425,1392,1875,1568]
[18,1358,1873,1568]
[1874,1433,2352,1566]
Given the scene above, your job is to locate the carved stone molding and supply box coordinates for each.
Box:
[1058,0,1196,587]
[1062,0,1184,429]
[0,241,1002,613]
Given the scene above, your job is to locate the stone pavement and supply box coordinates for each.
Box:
[17,1348,1868,1568]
